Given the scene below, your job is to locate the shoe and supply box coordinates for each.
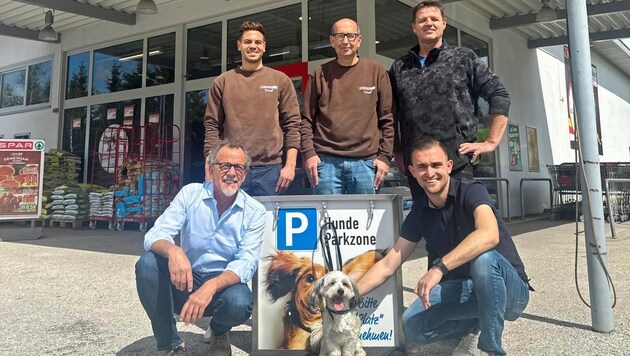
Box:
[204,328,232,356]
[452,330,489,356]
[164,342,186,355]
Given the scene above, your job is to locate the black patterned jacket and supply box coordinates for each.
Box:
[389,41,510,172]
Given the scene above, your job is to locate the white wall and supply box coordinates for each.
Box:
[0,36,61,148]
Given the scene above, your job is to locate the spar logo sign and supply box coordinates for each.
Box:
[0,140,45,151]
[276,208,318,251]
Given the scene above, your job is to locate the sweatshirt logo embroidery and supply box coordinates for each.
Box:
[359,86,376,94]
[260,85,278,93]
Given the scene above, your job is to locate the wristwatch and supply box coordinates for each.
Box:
[432,258,449,275]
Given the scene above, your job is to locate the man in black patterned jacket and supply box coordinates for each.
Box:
[390,0,510,200]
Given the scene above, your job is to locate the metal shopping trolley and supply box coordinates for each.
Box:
[89,123,180,231]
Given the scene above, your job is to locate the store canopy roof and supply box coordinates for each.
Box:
[0,0,628,77]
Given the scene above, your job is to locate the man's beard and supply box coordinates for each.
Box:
[220,176,239,197]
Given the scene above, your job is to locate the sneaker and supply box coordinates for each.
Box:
[164,342,187,355]
[204,328,232,356]
[452,330,489,356]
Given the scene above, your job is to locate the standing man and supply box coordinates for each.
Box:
[301,18,394,194]
[389,0,511,200]
[136,140,265,355]
[357,138,531,356]
[204,21,301,196]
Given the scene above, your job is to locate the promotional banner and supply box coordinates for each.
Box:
[508,124,522,171]
[253,195,403,353]
[0,139,45,219]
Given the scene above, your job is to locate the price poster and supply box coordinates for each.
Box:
[0,139,45,219]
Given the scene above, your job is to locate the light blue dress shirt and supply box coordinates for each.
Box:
[143,182,266,283]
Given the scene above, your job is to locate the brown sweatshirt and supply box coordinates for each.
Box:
[300,57,394,164]
[204,66,301,166]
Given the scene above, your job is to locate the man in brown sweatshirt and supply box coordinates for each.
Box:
[204,21,301,196]
[300,18,394,194]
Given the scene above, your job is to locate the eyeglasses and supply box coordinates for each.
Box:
[213,162,247,175]
[332,33,360,41]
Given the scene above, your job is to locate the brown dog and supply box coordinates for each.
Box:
[264,250,383,349]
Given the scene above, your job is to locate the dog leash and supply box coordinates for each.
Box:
[319,202,343,271]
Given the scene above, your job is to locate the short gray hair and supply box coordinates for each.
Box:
[206,139,252,169]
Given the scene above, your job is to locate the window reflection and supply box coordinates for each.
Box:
[147,33,176,86]
[375,0,415,60]
[92,40,143,95]
[183,89,208,184]
[27,61,52,105]
[227,4,302,69]
[309,0,356,60]
[187,23,222,80]
[62,107,87,181]
[0,70,25,108]
[66,52,89,99]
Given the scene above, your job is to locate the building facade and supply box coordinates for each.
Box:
[1,0,629,218]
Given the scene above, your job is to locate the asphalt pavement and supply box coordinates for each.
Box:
[1,218,629,355]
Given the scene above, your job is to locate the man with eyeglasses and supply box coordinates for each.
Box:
[300,18,394,194]
[205,20,301,196]
[136,140,265,355]
[389,0,510,201]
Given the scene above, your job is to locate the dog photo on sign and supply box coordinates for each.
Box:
[263,250,383,350]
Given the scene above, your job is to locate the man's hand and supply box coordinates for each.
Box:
[459,141,498,163]
[414,267,443,309]
[179,284,215,325]
[373,159,390,189]
[276,164,295,194]
[304,156,321,187]
[167,247,193,292]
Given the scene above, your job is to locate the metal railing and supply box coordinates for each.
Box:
[475,177,510,222]
[605,178,630,239]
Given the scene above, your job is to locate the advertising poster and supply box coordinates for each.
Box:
[527,126,540,172]
[508,124,522,171]
[254,195,403,353]
[0,139,45,220]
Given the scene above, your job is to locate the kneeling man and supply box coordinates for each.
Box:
[357,137,531,356]
[136,140,265,355]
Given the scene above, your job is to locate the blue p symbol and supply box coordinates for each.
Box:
[277,208,318,251]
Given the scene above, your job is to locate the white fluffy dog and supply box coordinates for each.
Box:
[308,271,365,356]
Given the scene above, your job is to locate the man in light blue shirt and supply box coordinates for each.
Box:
[135,140,266,355]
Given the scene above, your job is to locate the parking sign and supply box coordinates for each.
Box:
[276,208,318,251]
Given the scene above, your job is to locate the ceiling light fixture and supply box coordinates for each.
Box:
[136,0,158,15]
[38,10,57,41]
[536,0,557,22]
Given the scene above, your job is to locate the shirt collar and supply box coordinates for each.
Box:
[202,181,245,209]
[410,40,449,59]
[419,177,459,209]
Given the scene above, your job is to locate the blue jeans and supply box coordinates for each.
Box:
[313,153,375,194]
[402,250,529,356]
[241,164,281,196]
[135,252,253,351]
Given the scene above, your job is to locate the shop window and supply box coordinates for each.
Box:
[26,61,52,105]
[183,89,207,184]
[87,99,141,187]
[92,40,143,95]
[62,107,88,181]
[308,0,356,60]
[226,4,302,69]
[0,58,52,112]
[145,94,175,161]
[14,132,30,139]
[66,52,89,99]
[375,0,457,60]
[187,22,222,80]
[0,69,25,109]
[147,33,176,87]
